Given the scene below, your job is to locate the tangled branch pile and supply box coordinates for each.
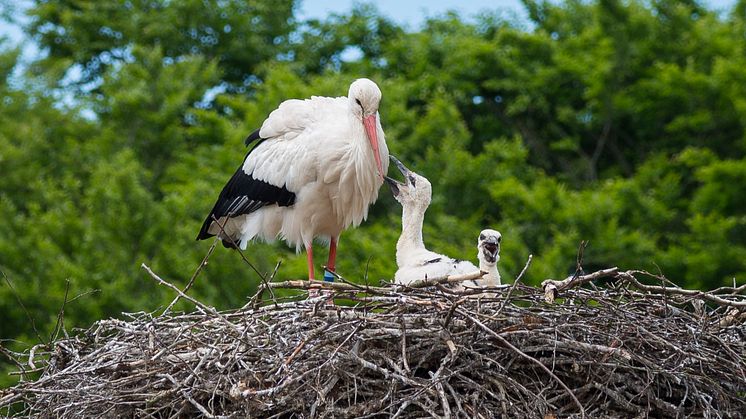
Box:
[1,268,745,418]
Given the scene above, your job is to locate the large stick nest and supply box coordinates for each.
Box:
[1,269,745,418]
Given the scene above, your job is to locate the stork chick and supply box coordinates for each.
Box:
[385,156,479,285]
[475,229,502,287]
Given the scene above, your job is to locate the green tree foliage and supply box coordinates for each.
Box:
[1,0,745,386]
[27,0,296,91]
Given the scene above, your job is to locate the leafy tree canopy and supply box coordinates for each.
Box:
[1,0,745,386]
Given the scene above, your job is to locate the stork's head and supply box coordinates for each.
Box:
[477,229,502,265]
[349,78,384,180]
[384,155,432,208]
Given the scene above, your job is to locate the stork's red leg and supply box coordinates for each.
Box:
[307,242,322,299]
[322,237,338,284]
[326,237,338,273]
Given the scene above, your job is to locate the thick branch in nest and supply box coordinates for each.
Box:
[259,270,486,294]
[542,268,746,310]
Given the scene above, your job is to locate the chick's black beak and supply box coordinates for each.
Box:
[384,176,402,197]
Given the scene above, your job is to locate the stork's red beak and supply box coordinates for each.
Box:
[363,114,384,180]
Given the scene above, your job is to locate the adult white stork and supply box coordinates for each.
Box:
[385,156,479,285]
[197,78,389,283]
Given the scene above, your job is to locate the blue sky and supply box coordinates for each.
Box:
[298,0,738,28]
[298,0,530,28]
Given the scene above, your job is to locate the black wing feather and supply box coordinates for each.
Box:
[196,137,296,241]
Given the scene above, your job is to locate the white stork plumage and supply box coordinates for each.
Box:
[197,78,389,283]
[385,156,479,285]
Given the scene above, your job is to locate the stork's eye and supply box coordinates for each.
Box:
[408,175,416,186]
[479,234,485,241]
[497,236,502,243]
[355,98,363,109]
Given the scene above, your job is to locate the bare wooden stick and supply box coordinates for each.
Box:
[283,323,329,366]
[619,271,746,308]
[259,271,487,295]
[50,280,71,342]
[141,264,240,334]
[143,264,213,312]
[209,215,275,301]
[262,279,388,293]
[496,254,532,315]
[164,239,218,315]
[2,270,45,344]
[541,267,746,309]
[404,270,486,289]
[541,267,620,303]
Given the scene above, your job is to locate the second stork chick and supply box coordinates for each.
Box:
[472,229,502,288]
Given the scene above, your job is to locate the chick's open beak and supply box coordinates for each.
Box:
[384,176,402,197]
[482,237,500,263]
[386,155,417,198]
